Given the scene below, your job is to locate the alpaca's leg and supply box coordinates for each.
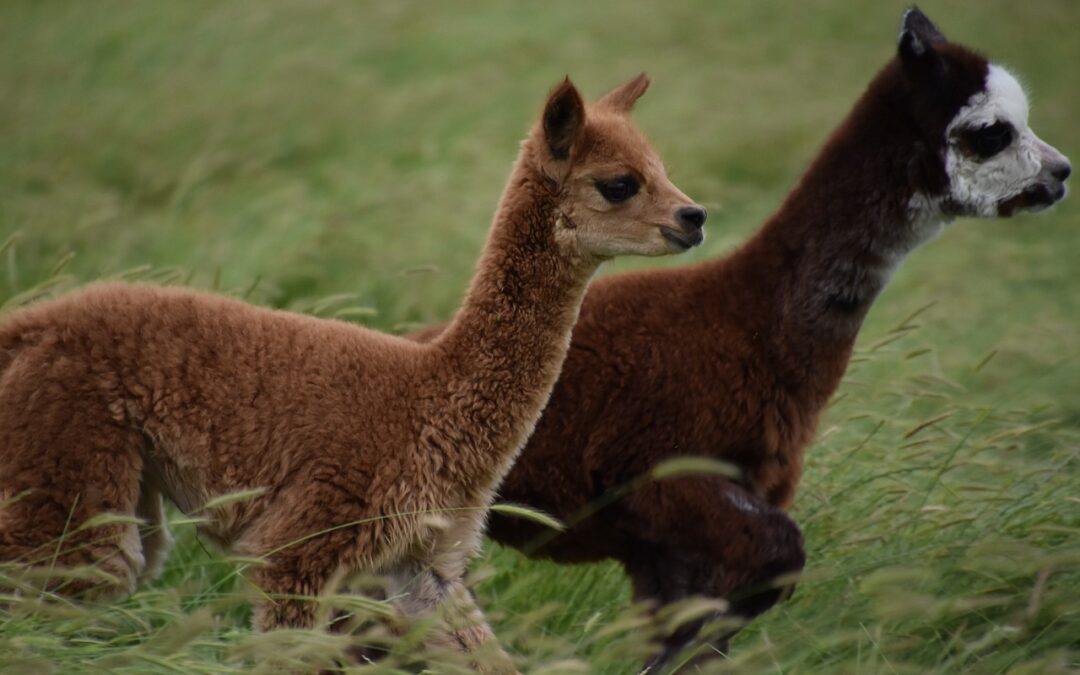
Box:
[383,515,517,674]
[135,486,173,584]
[0,360,146,600]
[241,486,377,633]
[631,549,733,674]
[390,565,518,675]
[248,536,349,632]
[426,573,517,675]
[621,477,804,672]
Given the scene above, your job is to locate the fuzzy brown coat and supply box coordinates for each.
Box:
[0,75,704,671]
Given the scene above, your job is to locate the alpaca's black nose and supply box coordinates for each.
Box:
[1053,162,1072,182]
[676,205,707,230]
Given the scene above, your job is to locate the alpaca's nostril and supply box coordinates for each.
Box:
[676,205,707,230]
[1053,163,1072,182]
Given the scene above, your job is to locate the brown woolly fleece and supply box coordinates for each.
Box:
[413,9,1069,669]
[0,75,704,671]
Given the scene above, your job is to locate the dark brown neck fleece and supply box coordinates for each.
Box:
[430,155,597,491]
[749,63,934,330]
[704,53,984,402]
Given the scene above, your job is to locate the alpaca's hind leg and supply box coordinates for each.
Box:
[622,477,804,672]
[135,486,173,584]
[0,369,146,599]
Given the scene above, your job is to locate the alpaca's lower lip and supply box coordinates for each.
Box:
[999,182,1066,216]
[661,226,703,249]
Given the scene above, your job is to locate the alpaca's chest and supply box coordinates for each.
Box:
[647,369,822,509]
[415,415,531,505]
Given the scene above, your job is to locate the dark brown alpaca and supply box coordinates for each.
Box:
[0,75,705,672]
[414,9,1071,669]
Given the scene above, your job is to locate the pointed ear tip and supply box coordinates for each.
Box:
[622,72,651,101]
[551,76,573,91]
[549,77,582,102]
[900,5,945,42]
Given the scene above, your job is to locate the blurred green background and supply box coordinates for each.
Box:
[1,1,1077,673]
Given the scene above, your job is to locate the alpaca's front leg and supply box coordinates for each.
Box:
[435,576,517,675]
[241,509,368,633]
[394,567,518,675]
[386,513,518,674]
[249,548,341,632]
[623,476,805,671]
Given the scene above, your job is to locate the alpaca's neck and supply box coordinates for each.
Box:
[708,70,947,400]
[431,160,598,492]
[762,137,942,336]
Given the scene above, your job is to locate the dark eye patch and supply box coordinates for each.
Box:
[961,121,1014,159]
[594,175,640,203]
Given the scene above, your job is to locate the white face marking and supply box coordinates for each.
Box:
[944,65,1069,216]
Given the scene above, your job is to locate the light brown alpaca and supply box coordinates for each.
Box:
[0,75,705,670]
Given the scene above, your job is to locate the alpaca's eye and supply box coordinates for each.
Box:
[963,121,1014,159]
[595,175,640,203]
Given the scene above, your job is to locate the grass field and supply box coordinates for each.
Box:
[1,1,1078,673]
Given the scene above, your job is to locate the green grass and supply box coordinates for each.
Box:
[1,1,1078,672]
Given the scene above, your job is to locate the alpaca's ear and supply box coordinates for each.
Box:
[543,78,586,161]
[596,73,651,113]
[898,6,946,77]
